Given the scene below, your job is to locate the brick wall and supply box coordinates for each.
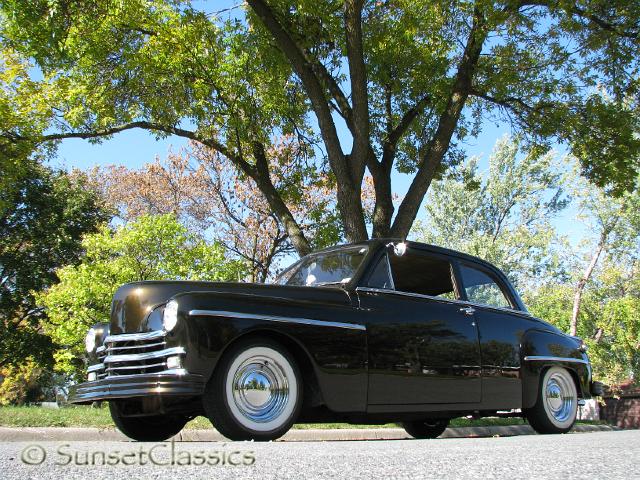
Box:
[599,388,640,429]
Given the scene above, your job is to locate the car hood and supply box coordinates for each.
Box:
[109,280,353,334]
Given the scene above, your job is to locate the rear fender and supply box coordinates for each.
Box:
[521,329,592,409]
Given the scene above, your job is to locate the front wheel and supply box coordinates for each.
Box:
[109,401,188,441]
[402,419,449,439]
[525,366,578,434]
[203,337,302,441]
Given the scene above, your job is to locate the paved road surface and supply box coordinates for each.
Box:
[2,430,638,480]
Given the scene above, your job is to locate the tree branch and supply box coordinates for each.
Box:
[391,7,488,239]
[382,94,431,168]
[310,62,354,131]
[20,120,252,171]
[246,1,346,174]
[518,1,639,39]
[10,120,315,255]
[247,0,367,242]
[250,141,311,256]
[344,0,369,180]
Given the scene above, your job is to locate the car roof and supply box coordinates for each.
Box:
[313,238,496,270]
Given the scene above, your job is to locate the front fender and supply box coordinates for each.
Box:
[521,329,592,409]
[168,290,368,413]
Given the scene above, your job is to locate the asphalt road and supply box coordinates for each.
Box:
[3,430,638,480]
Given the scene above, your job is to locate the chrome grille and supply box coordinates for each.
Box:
[87,330,185,379]
[94,346,107,380]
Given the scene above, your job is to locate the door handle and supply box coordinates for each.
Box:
[460,306,475,315]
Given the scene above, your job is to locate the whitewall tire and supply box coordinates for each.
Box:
[203,337,302,441]
[526,366,578,434]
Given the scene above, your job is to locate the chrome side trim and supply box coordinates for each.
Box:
[523,355,589,365]
[188,309,366,331]
[355,287,530,317]
[103,346,185,364]
[104,330,166,343]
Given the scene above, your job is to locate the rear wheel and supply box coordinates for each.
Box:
[402,419,449,439]
[109,401,187,441]
[203,337,302,441]
[525,366,578,434]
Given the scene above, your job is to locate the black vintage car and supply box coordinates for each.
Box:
[69,240,601,441]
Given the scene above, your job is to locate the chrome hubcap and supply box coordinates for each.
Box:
[232,355,289,423]
[544,372,575,423]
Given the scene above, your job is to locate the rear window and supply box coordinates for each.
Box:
[458,263,512,309]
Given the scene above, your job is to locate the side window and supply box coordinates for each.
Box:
[459,264,511,309]
[366,254,394,289]
[388,250,458,299]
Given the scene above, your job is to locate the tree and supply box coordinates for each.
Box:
[527,259,640,386]
[0,357,48,405]
[568,174,640,336]
[413,136,569,287]
[0,162,110,369]
[1,1,638,253]
[87,138,355,281]
[36,214,247,377]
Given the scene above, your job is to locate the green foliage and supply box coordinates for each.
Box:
[0,357,47,406]
[527,263,640,386]
[413,135,569,287]
[0,0,638,247]
[0,0,307,147]
[37,214,247,377]
[0,162,110,368]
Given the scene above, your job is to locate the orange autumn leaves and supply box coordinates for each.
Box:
[86,138,376,281]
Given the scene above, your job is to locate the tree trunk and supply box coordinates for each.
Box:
[247,0,368,244]
[390,8,487,239]
[250,142,312,257]
[569,226,614,336]
[369,158,394,238]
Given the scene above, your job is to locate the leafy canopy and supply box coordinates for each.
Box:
[0,0,638,247]
[527,261,640,386]
[413,135,570,287]
[0,162,110,368]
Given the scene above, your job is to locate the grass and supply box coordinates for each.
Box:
[0,405,604,429]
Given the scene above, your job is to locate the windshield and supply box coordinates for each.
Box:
[275,247,368,287]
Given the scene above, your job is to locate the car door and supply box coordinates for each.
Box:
[456,261,540,409]
[357,247,482,405]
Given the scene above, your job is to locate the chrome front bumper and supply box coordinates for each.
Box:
[68,371,205,404]
[69,329,205,404]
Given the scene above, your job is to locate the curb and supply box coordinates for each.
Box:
[0,424,619,442]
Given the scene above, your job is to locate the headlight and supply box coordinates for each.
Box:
[163,300,179,332]
[85,327,97,353]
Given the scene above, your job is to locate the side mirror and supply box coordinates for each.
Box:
[392,242,407,257]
